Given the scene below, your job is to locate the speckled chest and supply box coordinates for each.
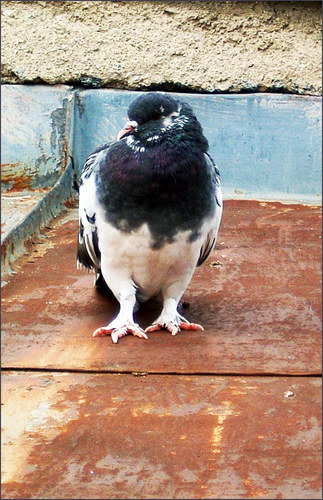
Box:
[95,140,217,247]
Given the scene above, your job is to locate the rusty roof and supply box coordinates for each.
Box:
[1,200,322,498]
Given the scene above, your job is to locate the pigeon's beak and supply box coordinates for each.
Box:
[117,120,138,141]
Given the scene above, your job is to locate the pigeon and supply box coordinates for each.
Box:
[77,92,222,343]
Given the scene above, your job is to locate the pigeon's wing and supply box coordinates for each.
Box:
[197,154,223,267]
[77,144,109,271]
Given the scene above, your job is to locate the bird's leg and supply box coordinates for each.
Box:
[145,296,204,336]
[92,289,148,343]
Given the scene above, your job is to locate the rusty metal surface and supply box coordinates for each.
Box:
[1,371,321,499]
[1,199,322,499]
[1,200,321,374]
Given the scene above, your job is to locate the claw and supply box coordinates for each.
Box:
[92,322,148,343]
[144,324,162,333]
[145,320,204,336]
[179,322,204,331]
[92,326,114,337]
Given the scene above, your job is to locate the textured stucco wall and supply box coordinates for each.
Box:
[1,1,322,95]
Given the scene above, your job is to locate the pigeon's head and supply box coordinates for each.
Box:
[117,92,208,152]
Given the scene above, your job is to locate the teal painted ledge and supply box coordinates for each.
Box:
[2,85,321,204]
[73,90,322,204]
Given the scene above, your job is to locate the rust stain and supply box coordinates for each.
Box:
[1,201,321,374]
[1,162,22,169]
[1,374,78,485]
[1,163,35,191]
[1,373,321,499]
[244,478,269,498]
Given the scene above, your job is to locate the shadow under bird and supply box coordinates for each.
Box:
[77,92,223,343]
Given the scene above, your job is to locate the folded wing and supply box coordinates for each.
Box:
[77,146,109,272]
[197,153,222,267]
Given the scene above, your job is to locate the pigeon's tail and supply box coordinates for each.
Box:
[76,260,92,273]
[77,244,95,271]
[77,221,101,271]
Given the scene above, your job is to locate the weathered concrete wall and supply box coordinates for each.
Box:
[1,1,321,95]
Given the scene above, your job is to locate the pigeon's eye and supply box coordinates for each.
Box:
[152,113,162,121]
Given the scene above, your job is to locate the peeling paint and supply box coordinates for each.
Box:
[1,85,73,193]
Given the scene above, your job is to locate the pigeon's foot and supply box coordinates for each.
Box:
[92,321,148,343]
[145,314,204,336]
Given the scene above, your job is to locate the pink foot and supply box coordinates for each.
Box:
[145,321,204,336]
[92,322,148,343]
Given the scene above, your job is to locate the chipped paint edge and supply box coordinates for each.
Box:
[1,160,75,279]
[223,188,322,206]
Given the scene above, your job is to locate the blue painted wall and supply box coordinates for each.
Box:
[73,90,322,203]
[1,85,73,191]
[1,85,321,203]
